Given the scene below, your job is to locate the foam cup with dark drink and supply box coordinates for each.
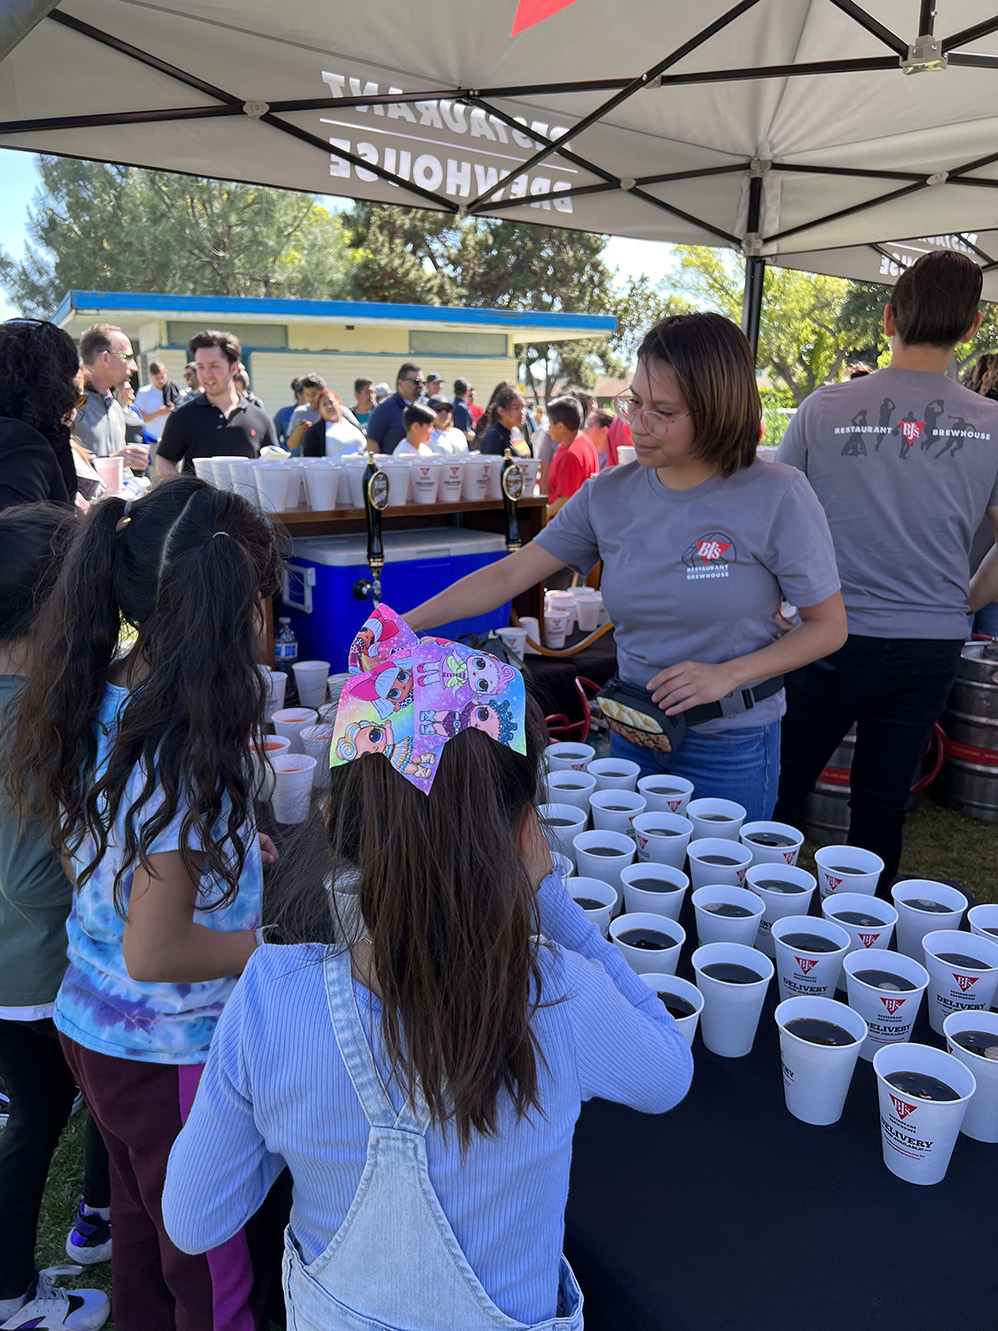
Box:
[843,949,929,1061]
[632,811,693,869]
[640,973,704,1047]
[943,1009,998,1144]
[744,863,816,958]
[587,757,641,792]
[692,885,764,948]
[545,769,597,814]
[775,995,867,1125]
[637,774,694,817]
[920,929,998,1035]
[589,788,646,837]
[691,941,773,1057]
[813,844,884,900]
[538,802,587,868]
[544,741,595,772]
[609,912,684,976]
[873,1042,976,1184]
[620,862,688,922]
[573,829,635,892]
[569,877,618,937]
[890,879,967,960]
[821,892,898,960]
[738,819,803,868]
[771,915,850,1001]
[687,838,752,890]
[686,797,746,842]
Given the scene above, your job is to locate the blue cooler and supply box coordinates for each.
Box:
[280,527,512,670]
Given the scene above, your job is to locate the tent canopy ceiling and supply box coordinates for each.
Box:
[2,1,998,293]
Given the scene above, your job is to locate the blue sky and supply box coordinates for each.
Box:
[0,147,674,323]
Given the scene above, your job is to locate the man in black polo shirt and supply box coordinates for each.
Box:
[155,329,277,478]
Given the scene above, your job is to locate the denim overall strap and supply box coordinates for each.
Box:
[323,948,429,1135]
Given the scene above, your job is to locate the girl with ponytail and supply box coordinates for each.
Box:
[4,477,284,1331]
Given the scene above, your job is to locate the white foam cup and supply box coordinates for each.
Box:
[691,942,773,1058]
[192,457,216,483]
[921,929,998,1035]
[686,797,746,841]
[822,893,898,960]
[378,457,410,507]
[636,775,695,817]
[461,455,489,502]
[545,742,595,772]
[620,863,688,921]
[632,812,693,869]
[775,995,867,1126]
[573,829,636,893]
[272,706,318,754]
[568,878,617,937]
[513,457,542,497]
[248,734,290,802]
[771,914,850,1000]
[590,789,646,837]
[967,903,998,942]
[270,752,316,824]
[480,454,504,499]
[616,445,637,466]
[545,769,596,813]
[93,454,125,492]
[739,820,804,868]
[692,885,764,948]
[494,626,527,663]
[292,660,331,710]
[210,455,245,490]
[813,844,884,900]
[227,459,259,504]
[545,590,576,631]
[687,838,752,889]
[252,462,292,512]
[283,459,307,508]
[744,863,816,958]
[410,459,441,504]
[873,1042,976,1185]
[587,757,641,792]
[301,461,340,511]
[437,458,465,501]
[641,974,704,1047]
[574,591,603,632]
[539,803,587,867]
[544,612,569,649]
[337,455,368,507]
[299,723,335,789]
[890,879,967,960]
[550,852,574,881]
[843,949,929,1061]
[259,666,286,723]
[943,1009,998,1143]
[609,912,684,976]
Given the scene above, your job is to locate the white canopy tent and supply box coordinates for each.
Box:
[2,0,998,346]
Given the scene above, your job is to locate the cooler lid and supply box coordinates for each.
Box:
[291,526,507,566]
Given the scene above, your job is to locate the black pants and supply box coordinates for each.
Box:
[774,635,964,893]
[0,1017,110,1298]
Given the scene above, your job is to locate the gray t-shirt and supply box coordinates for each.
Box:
[535,460,840,732]
[777,367,998,639]
[74,389,126,458]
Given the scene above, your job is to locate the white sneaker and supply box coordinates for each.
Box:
[0,1267,109,1330]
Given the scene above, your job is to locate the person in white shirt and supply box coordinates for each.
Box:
[394,403,436,457]
[301,391,367,459]
[134,360,179,443]
[427,398,470,455]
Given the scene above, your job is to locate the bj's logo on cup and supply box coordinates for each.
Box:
[858,932,880,949]
[826,875,844,892]
[796,956,819,974]
[889,1094,918,1121]
[953,973,978,993]
[881,995,907,1016]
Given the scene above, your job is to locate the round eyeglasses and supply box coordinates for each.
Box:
[612,393,690,441]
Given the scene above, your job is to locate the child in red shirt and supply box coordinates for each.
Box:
[546,396,600,516]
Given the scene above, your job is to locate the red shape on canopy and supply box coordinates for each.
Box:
[511,0,581,36]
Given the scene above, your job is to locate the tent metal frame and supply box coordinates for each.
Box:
[3,0,998,351]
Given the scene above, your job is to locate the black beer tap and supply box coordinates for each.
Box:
[353,453,390,605]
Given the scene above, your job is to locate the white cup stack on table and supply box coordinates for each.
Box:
[774,995,868,1126]
[691,942,773,1058]
[192,458,216,483]
[637,775,694,817]
[813,844,884,901]
[872,1042,976,1185]
[744,863,816,959]
[641,974,704,1048]
[610,913,685,976]
[573,589,603,633]
[589,789,646,837]
[842,949,930,1061]
[890,879,967,960]
[686,798,746,842]
[337,456,368,508]
[301,460,340,511]
[270,753,316,824]
[410,459,441,505]
[461,454,489,502]
[692,885,764,948]
[437,457,465,502]
[227,459,259,505]
[272,706,319,754]
[258,665,287,723]
[252,462,292,513]
[494,626,528,665]
[543,611,570,649]
[620,863,688,921]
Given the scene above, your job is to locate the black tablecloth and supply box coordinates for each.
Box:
[522,629,617,726]
[564,892,997,1331]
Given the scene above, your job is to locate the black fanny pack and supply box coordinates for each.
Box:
[596,674,784,755]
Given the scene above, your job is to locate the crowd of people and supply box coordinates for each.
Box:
[0,247,995,1331]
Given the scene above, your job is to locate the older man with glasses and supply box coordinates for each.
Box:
[74,324,149,471]
[365,361,425,454]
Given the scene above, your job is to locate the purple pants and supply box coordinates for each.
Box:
[61,1037,258,1331]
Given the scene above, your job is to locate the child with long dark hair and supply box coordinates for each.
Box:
[3,479,284,1331]
[0,504,111,1331]
[162,610,693,1331]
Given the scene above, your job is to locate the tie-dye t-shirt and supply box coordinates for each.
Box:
[53,683,263,1065]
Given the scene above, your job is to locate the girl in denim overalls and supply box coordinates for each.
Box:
[164,645,693,1331]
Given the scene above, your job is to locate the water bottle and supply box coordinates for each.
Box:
[274,616,298,676]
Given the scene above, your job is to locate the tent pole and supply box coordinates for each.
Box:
[741,257,765,363]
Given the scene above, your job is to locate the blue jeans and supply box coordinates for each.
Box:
[610,722,781,822]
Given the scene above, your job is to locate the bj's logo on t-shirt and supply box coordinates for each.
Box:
[682,532,736,581]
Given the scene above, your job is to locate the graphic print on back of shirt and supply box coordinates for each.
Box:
[682,532,737,581]
[836,396,987,461]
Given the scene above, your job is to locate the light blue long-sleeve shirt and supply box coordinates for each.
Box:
[163,874,693,1325]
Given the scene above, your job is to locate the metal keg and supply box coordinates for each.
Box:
[938,641,998,822]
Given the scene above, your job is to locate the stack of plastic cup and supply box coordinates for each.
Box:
[301,460,340,511]
[253,462,292,513]
[461,455,489,502]
[437,458,465,502]
[337,456,368,507]
[410,459,441,504]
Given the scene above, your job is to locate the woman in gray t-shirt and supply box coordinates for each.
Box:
[406,313,846,818]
